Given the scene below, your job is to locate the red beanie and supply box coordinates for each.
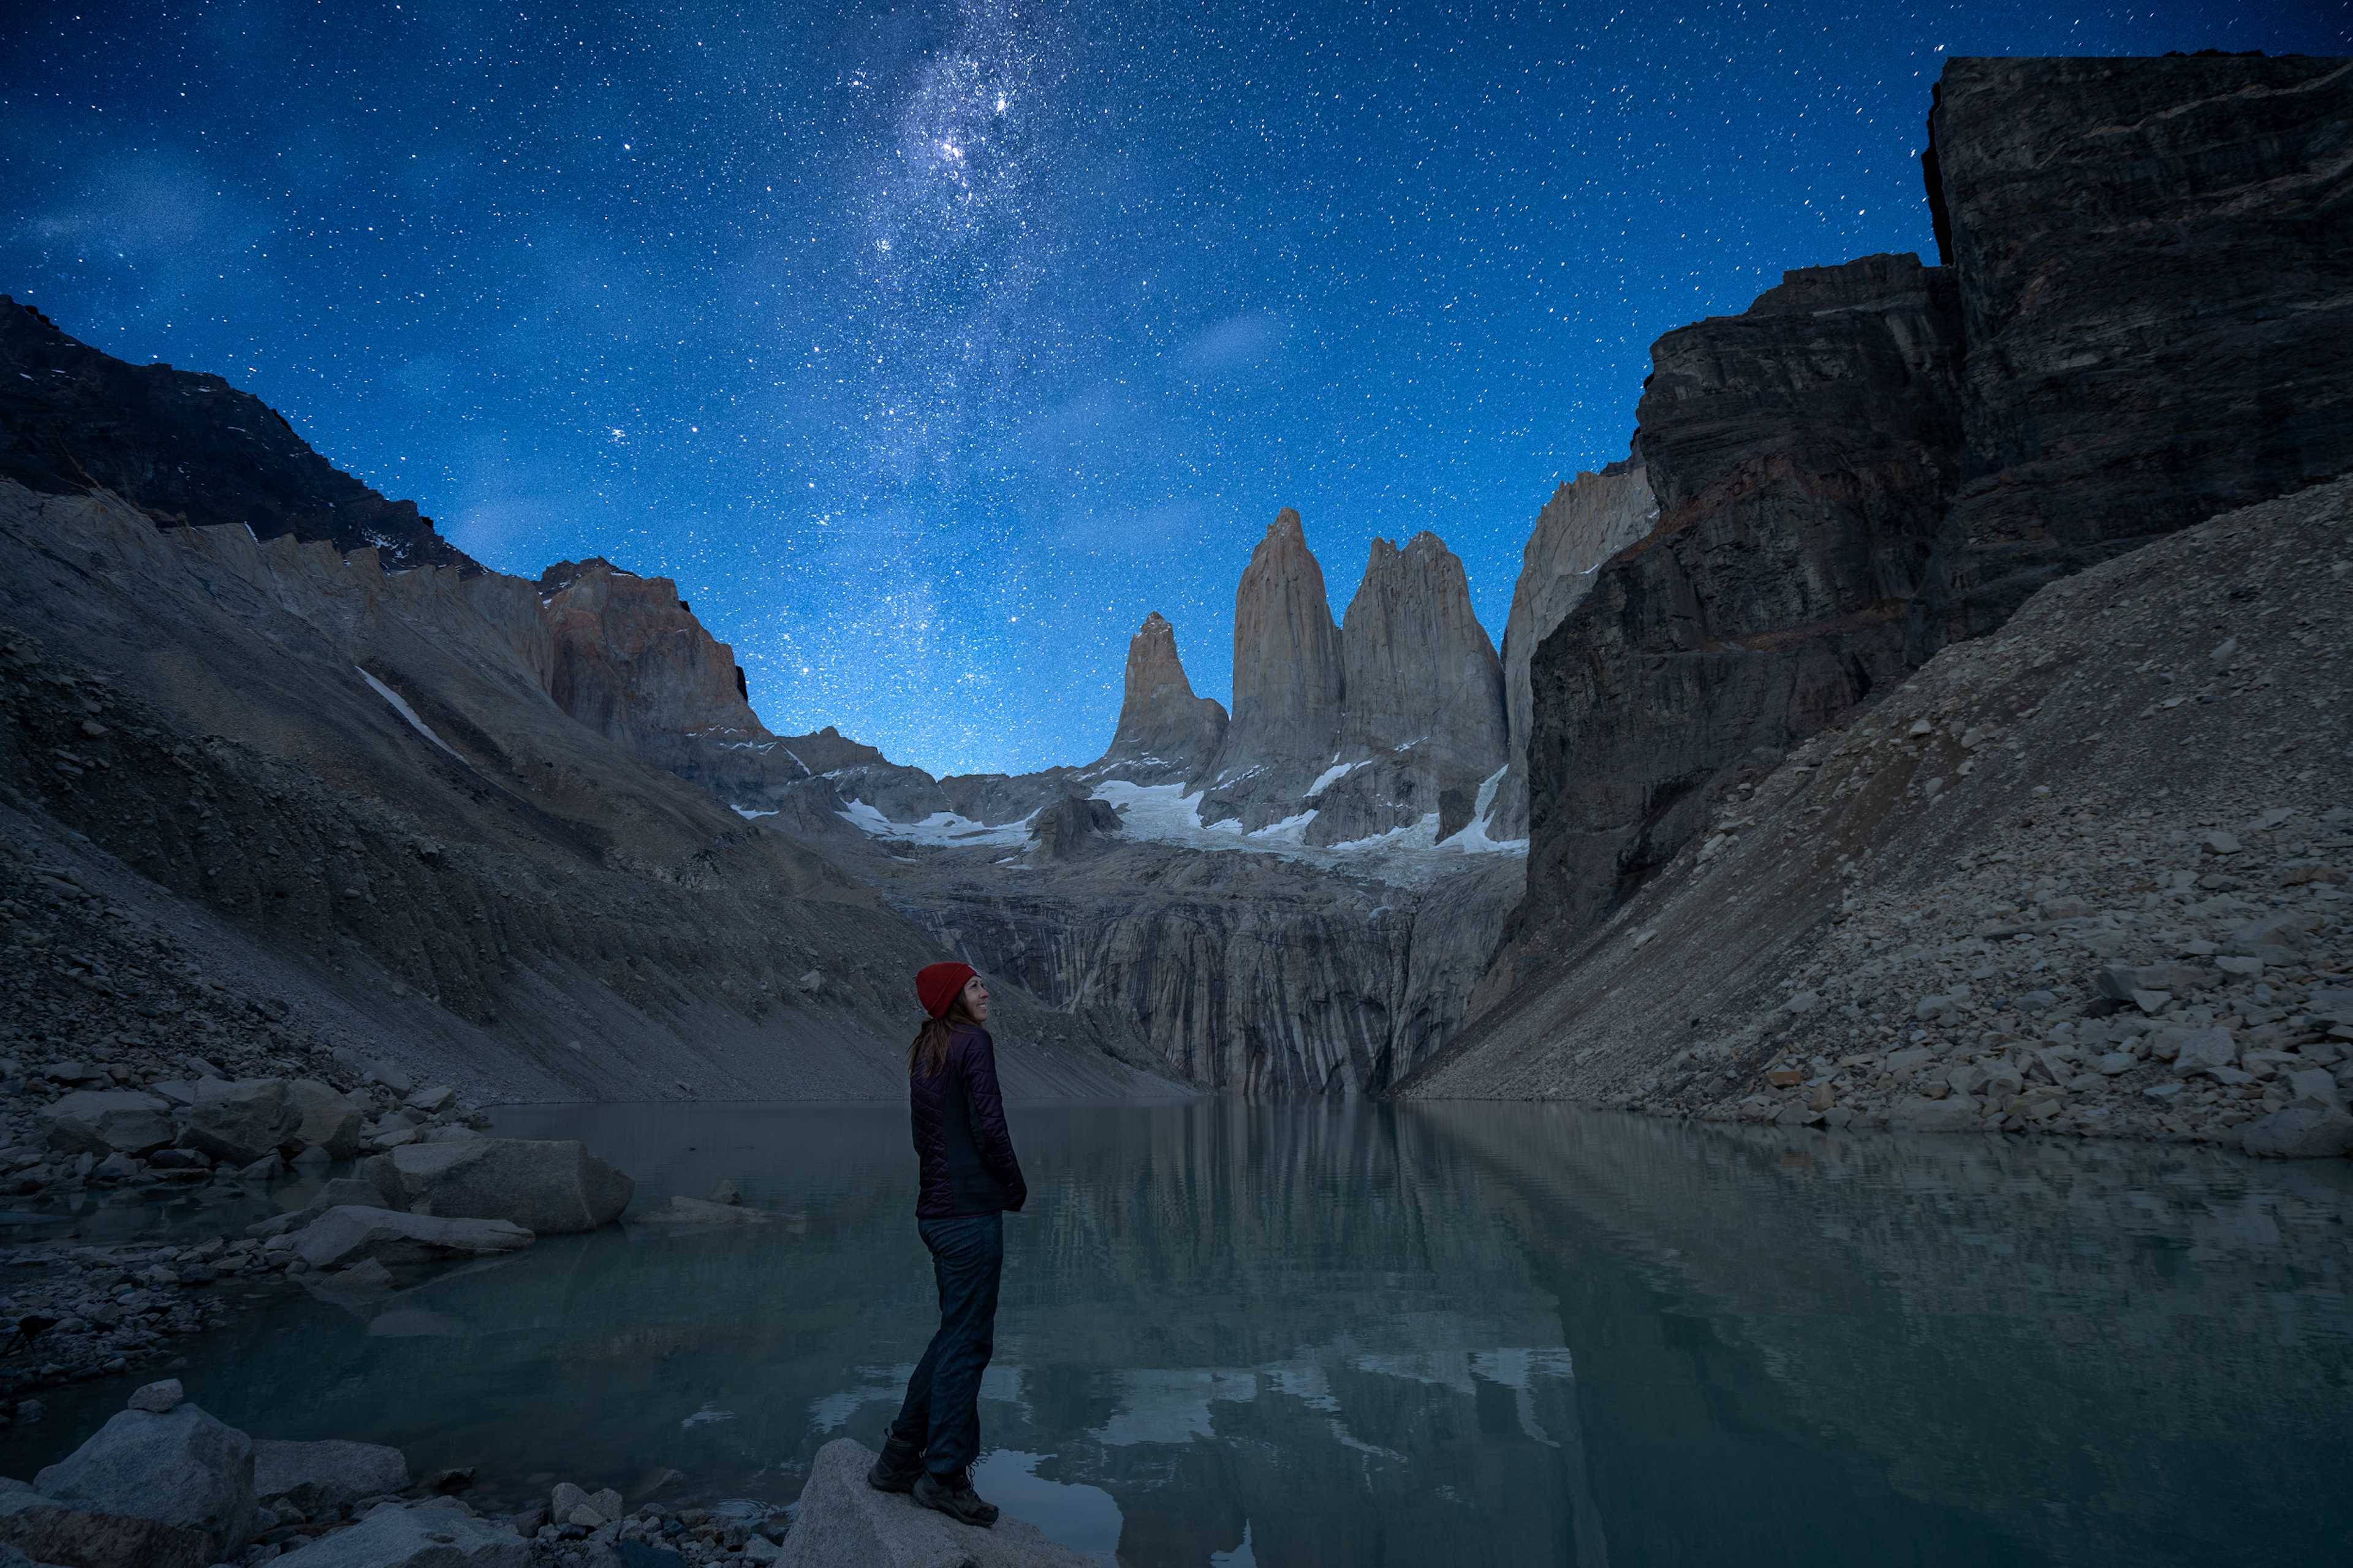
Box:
[915,961,977,1020]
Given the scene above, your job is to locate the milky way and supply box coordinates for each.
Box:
[4,0,2343,773]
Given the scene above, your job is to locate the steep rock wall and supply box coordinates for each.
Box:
[1338,531,1506,770]
[878,839,1523,1096]
[1929,54,2353,625]
[1492,457,1656,841]
[1487,253,1966,1006]
[1199,508,1346,826]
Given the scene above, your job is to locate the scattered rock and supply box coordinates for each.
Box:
[0,1490,212,1568]
[267,1500,528,1567]
[177,1080,298,1168]
[630,1197,802,1228]
[286,1079,366,1160]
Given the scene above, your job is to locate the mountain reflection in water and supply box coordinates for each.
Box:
[3,1102,2345,1567]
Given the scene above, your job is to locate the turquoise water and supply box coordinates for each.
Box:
[4,1102,2349,1567]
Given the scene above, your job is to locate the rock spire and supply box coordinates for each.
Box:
[1339,531,1506,771]
[1093,611,1228,782]
[1219,507,1345,780]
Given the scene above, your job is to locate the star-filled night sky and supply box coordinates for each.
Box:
[6,1,2345,775]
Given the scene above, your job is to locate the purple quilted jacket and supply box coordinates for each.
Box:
[910,1025,1027,1218]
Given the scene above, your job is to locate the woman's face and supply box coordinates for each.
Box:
[962,974,990,1022]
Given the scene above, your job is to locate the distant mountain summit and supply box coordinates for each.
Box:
[0,297,478,575]
[1089,610,1227,782]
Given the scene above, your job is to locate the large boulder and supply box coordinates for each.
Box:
[32,1403,256,1558]
[176,1079,299,1167]
[294,1206,534,1271]
[284,1080,365,1160]
[779,1439,1094,1568]
[252,1439,411,1515]
[38,1091,174,1157]
[2240,1107,2353,1159]
[366,1140,632,1233]
[0,1490,211,1568]
[263,1502,527,1568]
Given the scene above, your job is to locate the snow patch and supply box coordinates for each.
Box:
[1305,760,1368,798]
[839,800,1034,845]
[1437,765,1527,855]
[731,805,778,820]
[356,668,468,763]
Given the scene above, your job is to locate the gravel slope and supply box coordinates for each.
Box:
[1400,474,2353,1151]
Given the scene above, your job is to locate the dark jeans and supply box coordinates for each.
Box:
[889,1211,1004,1476]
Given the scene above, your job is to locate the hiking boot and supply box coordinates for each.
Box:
[912,1466,999,1528]
[866,1434,925,1493]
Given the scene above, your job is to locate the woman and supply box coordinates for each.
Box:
[867,961,1027,1527]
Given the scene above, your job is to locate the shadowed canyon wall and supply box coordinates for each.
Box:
[1428,51,2353,1099]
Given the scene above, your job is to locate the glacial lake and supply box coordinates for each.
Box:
[4,1102,2350,1567]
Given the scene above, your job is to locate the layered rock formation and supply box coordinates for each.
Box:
[1487,251,1967,1003]
[1477,56,2353,1029]
[1491,455,1656,841]
[0,298,475,574]
[1088,610,1229,782]
[868,832,1525,1095]
[1928,54,2353,625]
[534,556,780,789]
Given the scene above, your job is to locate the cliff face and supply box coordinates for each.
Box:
[1090,610,1229,782]
[876,836,1524,1096]
[0,481,1172,1101]
[1339,532,1507,768]
[1491,458,1656,842]
[0,297,477,574]
[1204,507,1346,819]
[1194,513,1511,847]
[1494,252,1967,991]
[1929,55,2353,625]
[1430,53,2353,1110]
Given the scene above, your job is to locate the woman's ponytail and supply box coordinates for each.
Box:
[908,997,981,1077]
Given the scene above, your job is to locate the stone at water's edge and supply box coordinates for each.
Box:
[779,1439,1097,1568]
[37,1089,175,1157]
[2241,1108,2353,1161]
[294,1206,535,1271]
[366,1138,634,1233]
[267,1502,528,1568]
[252,1437,413,1515]
[31,1403,257,1557]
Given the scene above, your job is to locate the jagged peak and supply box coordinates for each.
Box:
[536,556,640,595]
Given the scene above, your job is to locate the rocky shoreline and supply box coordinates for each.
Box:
[0,1375,801,1568]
